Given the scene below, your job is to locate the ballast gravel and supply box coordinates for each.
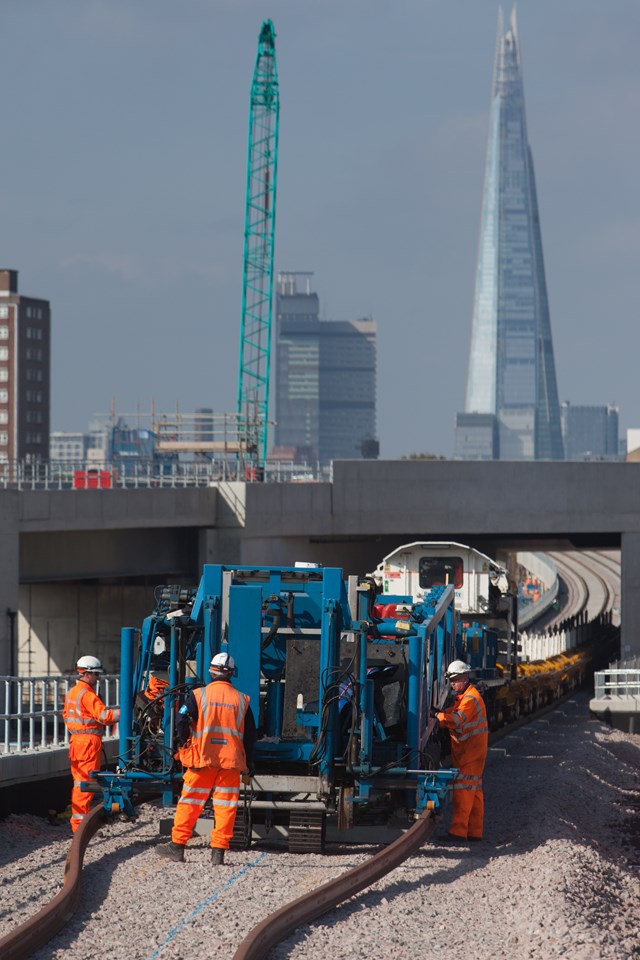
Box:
[0,691,638,960]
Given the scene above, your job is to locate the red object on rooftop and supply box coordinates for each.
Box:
[73,470,112,489]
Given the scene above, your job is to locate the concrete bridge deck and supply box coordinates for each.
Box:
[1,459,639,675]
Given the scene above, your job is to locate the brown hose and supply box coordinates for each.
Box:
[0,804,105,960]
[232,808,437,960]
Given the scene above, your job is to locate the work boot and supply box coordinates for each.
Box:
[156,841,185,862]
[431,833,470,847]
[210,847,225,865]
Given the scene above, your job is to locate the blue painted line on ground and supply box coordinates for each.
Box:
[147,852,267,959]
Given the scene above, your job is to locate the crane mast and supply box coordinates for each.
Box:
[237,20,279,464]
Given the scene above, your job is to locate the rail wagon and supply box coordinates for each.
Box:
[94,563,461,850]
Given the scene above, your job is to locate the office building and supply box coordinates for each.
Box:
[454,413,498,461]
[0,269,51,464]
[561,403,620,461]
[455,10,564,461]
[274,272,377,465]
[50,431,87,462]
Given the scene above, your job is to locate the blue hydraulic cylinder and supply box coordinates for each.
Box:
[318,568,343,781]
[406,627,422,770]
[119,627,135,767]
[160,623,180,806]
[357,623,370,769]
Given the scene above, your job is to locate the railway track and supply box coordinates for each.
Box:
[529,549,619,633]
[0,553,622,960]
[230,809,437,960]
[0,804,105,960]
[0,689,605,960]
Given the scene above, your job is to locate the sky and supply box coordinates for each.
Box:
[2,0,639,459]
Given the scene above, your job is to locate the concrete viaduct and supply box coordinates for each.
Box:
[1,459,638,675]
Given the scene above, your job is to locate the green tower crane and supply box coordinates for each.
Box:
[237,20,279,465]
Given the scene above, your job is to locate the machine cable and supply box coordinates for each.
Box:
[308,661,356,767]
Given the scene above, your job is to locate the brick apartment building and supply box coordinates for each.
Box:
[0,269,51,463]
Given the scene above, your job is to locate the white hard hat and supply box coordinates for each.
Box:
[446,660,471,678]
[77,655,104,674]
[210,652,235,673]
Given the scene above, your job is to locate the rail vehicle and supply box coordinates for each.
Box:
[91,544,603,850]
[370,541,599,728]
[94,563,462,850]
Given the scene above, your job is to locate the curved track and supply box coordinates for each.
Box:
[231,810,436,960]
[0,804,104,960]
[527,550,619,633]
[0,689,621,960]
[1,687,619,960]
[0,806,438,960]
[0,551,622,960]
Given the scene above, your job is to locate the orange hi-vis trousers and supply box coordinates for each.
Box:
[449,758,485,839]
[69,734,102,833]
[172,767,241,849]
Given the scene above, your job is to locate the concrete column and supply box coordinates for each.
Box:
[0,492,20,676]
[621,531,640,660]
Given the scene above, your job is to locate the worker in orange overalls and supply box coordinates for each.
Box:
[62,655,120,832]
[433,660,488,842]
[157,652,256,865]
[134,673,170,731]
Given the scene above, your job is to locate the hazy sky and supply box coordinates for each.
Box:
[2,1,639,458]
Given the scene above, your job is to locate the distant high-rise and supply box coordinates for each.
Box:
[455,9,564,461]
[274,273,377,465]
[560,403,620,461]
[0,269,51,464]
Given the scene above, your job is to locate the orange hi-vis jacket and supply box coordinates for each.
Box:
[63,679,120,736]
[189,680,250,770]
[436,683,488,766]
[144,675,169,701]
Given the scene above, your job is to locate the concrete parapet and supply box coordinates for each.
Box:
[589,696,640,734]
[0,738,119,788]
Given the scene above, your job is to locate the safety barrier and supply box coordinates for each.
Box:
[0,458,332,490]
[593,668,640,700]
[0,675,119,755]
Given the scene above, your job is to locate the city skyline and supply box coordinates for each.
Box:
[0,2,637,458]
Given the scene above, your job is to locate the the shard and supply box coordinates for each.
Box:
[456,8,564,461]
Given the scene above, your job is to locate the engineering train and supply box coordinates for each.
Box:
[91,542,606,851]
[369,541,599,728]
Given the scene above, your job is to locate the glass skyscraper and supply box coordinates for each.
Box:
[273,273,377,465]
[456,8,564,461]
[560,403,620,461]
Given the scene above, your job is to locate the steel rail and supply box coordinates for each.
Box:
[551,550,617,625]
[231,808,437,960]
[567,554,614,617]
[0,804,105,960]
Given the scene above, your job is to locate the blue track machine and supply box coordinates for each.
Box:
[96,563,461,850]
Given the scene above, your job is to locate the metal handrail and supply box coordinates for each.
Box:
[0,458,332,490]
[593,669,640,699]
[0,674,119,754]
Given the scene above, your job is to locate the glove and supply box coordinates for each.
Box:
[241,771,252,785]
[429,707,440,719]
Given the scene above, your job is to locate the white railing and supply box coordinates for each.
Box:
[0,459,333,491]
[1,674,120,755]
[593,669,640,700]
